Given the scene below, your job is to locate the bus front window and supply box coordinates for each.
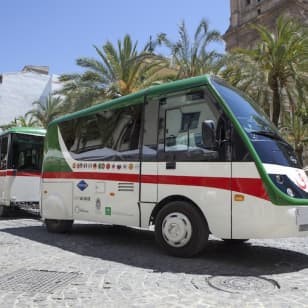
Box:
[11,134,44,171]
[212,78,308,199]
[212,79,300,166]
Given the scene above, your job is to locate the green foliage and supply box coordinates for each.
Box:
[240,16,307,126]
[221,16,308,163]
[26,95,64,128]
[58,34,170,110]
[0,114,38,130]
[156,19,223,79]
[2,16,306,164]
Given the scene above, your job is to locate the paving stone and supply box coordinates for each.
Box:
[1,217,308,306]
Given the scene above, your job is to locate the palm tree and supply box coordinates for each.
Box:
[0,114,38,130]
[236,16,308,126]
[221,16,308,163]
[281,78,308,164]
[57,86,104,114]
[26,95,63,128]
[59,34,169,108]
[156,19,223,79]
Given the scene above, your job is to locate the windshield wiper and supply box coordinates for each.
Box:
[250,130,285,142]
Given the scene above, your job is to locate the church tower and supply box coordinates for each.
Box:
[223,0,308,51]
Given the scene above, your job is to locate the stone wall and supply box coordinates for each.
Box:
[224,0,308,51]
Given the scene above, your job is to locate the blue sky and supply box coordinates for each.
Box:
[1,0,230,75]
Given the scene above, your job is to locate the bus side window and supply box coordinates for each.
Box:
[143,99,159,161]
[157,87,222,162]
[112,105,142,155]
[216,113,232,161]
[232,129,252,162]
[60,103,143,162]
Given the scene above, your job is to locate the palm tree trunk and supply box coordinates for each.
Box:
[295,143,304,166]
[271,78,280,127]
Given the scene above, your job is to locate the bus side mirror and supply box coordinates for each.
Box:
[202,120,216,149]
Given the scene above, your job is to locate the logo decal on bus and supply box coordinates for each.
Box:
[77,180,88,191]
[96,198,101,210]
[105,207,111,216]
[295,170,308,191]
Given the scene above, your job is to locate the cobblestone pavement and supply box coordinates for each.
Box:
[1,212,308,307]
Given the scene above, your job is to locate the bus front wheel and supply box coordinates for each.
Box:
[155,201,209,257]
[45,219,74,233]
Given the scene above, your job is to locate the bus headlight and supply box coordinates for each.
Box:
[275,175,284,184]
[269,173,308,199]
[286,187,295,197]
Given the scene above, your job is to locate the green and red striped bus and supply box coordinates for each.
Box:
[0,127,45,216]
[41,75,308,257]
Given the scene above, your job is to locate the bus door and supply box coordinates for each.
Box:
[140,98,159,227]
[142,88,232,238]
[0,135,9,205]
[230,128,258,239]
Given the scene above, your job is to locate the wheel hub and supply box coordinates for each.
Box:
[162,212,192,247]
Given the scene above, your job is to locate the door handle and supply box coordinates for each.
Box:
[166,161,176,169]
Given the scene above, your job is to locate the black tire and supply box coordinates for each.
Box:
[45,219,74,233]
[155,201,209,257]
[0,205,8,217]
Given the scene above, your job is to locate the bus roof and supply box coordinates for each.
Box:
[0,127,46,137]
[50,74,212,125]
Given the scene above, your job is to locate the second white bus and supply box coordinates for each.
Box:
[0,127,45,216]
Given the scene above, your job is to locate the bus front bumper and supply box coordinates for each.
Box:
[296,207,308,232]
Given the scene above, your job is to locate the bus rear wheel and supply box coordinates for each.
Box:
[45,219,74,233]
[155,201,209,257]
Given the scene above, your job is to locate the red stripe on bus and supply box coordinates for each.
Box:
[0,170,41,177]
[42,171,269,200]
[231,178,269,200]
[43,171,140,182]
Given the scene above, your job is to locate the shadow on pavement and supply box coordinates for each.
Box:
[0,209,39,220]
[2,221,308,276]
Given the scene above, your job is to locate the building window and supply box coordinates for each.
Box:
[246,0,251,5]
[181,112,200,131]
[0,75,2,84]
[257,8,261,15]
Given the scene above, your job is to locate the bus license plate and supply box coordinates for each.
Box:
[296,207,308,231]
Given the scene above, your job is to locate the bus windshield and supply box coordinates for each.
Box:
[212,78,301,169]
[10,133,44,171]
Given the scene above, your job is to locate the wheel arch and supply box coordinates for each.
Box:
[149,195,210,232]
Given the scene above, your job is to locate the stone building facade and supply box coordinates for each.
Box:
[223,0,308,51]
